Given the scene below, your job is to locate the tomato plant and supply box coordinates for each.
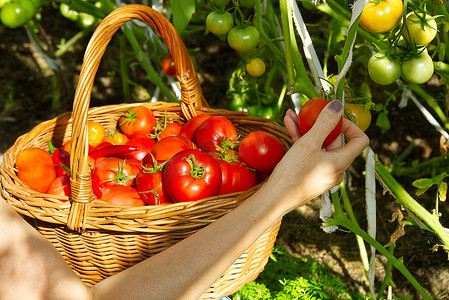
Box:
[1,0,36,28]
[239,0,255,7]
[164,149,222,202]
[87,121,106,147]
[246,58,266,77]
[227,25,260,52]
[403,13,438,45]
[136,156,171,205]
[206,11,234,35]
[359,0,403,33]
[119,106,156,138]
[178,114,211,142]
[239,131,285,172]
[402,52,434,84]
[196,116,238,152]
[99,185,145,206]
[161,55,176,77]
[298,98,343,148]
[344,103,372,132]
[15,147,57,193]
[92,157,136,187]
[367,52,402,85]
[148,135,197,162]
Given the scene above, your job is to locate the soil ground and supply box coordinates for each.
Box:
[1,4,448,299]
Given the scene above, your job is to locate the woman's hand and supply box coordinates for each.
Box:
[264,100,370,213]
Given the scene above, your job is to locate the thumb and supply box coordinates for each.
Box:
[307,100,343,146]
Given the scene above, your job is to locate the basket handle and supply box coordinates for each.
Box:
[68,4,206,231]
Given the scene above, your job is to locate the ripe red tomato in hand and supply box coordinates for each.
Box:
[136,157,172,205]
[298,98,343,148]
[99,185,145,206]
[148,136,197,162]
[196,116,238,153]
[161,55,176,77]
[119,106,156,138]
[239,131,285,173]
[121,135,157,161]
[16,147,57,193]
[164,149,222,202]
[92,157,136,187]
[179,114,211,143]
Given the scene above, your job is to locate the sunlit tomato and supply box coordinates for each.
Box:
[99,185,145,206]
[119,106,156,138]
[402,52,434,84]
[239,131,285,172]
[16,147,56,193]
[403,13,437,45]
[148,136,197,162]
[158,122,183,140]
[136,158,172,205]
[120,135,157,161]
[368,52,402,85]
[298,98,343,148]
[46,174,71,201]
[227,25,260,52]
[359,0,403,33]
[126,158,143,176]
[206,11,234,35]
[103,131,129,145]
[92,157,135,187]
[246,58,266,77]
[178,114,211,143]
[161,55,176,77]
[87,121,106,147]
[344,103,372,132]
[196,116,238,152]
[164,149,222,202]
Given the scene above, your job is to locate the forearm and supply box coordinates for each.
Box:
[91,181,292,300]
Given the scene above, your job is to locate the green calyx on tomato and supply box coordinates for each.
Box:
[183,154,205,179]
[359,0,403,34]
[1,0,37,28]
[402,12,438,46]
[206,10,233,35]
[227,25,260,52]
[368,52,402,85]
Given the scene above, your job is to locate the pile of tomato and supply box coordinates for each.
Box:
[360,0,438,85]
[15,106,286,206]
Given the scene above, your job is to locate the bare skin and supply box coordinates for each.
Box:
[0,100,369,300]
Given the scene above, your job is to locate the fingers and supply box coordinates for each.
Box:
[306,100,343,148]
[283,109,301,142]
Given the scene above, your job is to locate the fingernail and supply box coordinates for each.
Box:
[328,100,342,113]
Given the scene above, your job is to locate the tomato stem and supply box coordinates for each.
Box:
[183,154,205,179]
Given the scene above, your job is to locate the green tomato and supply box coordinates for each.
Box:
[246,58,266,77]
[403,13,438,46]
[227,25,260,52]
[77,12,96,28]
[402,52,434,84]
[59,3,79,22]
[230,94,248,112]
[368,52,402,85]
[1,0,36,28]
[206,11,233,35]
[0,0,12,9]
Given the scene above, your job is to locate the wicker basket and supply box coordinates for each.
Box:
[0,4,292,299]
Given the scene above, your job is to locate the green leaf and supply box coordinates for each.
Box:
[412,178,434,189]
[171,0,196,33]
[375,111,390,132]
[439,181,447,202]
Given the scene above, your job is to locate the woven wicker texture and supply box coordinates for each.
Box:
[0,4,292,299]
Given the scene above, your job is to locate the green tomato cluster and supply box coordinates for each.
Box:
[0,0,41,28]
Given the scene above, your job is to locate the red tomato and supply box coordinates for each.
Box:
[46,174,71,201]
[178,114,211,143]
[239,131,286,173]
[119,106,156,138]
[136,158,172,205]
[99,185,145,206]
[16,147,57,193]
[211,153,257,195]
[158,122,183,140]
[148,136,197,162]
[298,98,343,148]
[196,116,238,153]
[161,55,176,77]
[126,158,143,176]
[92,157,135,187]
[164,149,222,202]
[121,135,157,161]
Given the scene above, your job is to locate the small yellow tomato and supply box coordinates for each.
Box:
[246,58,266,77]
